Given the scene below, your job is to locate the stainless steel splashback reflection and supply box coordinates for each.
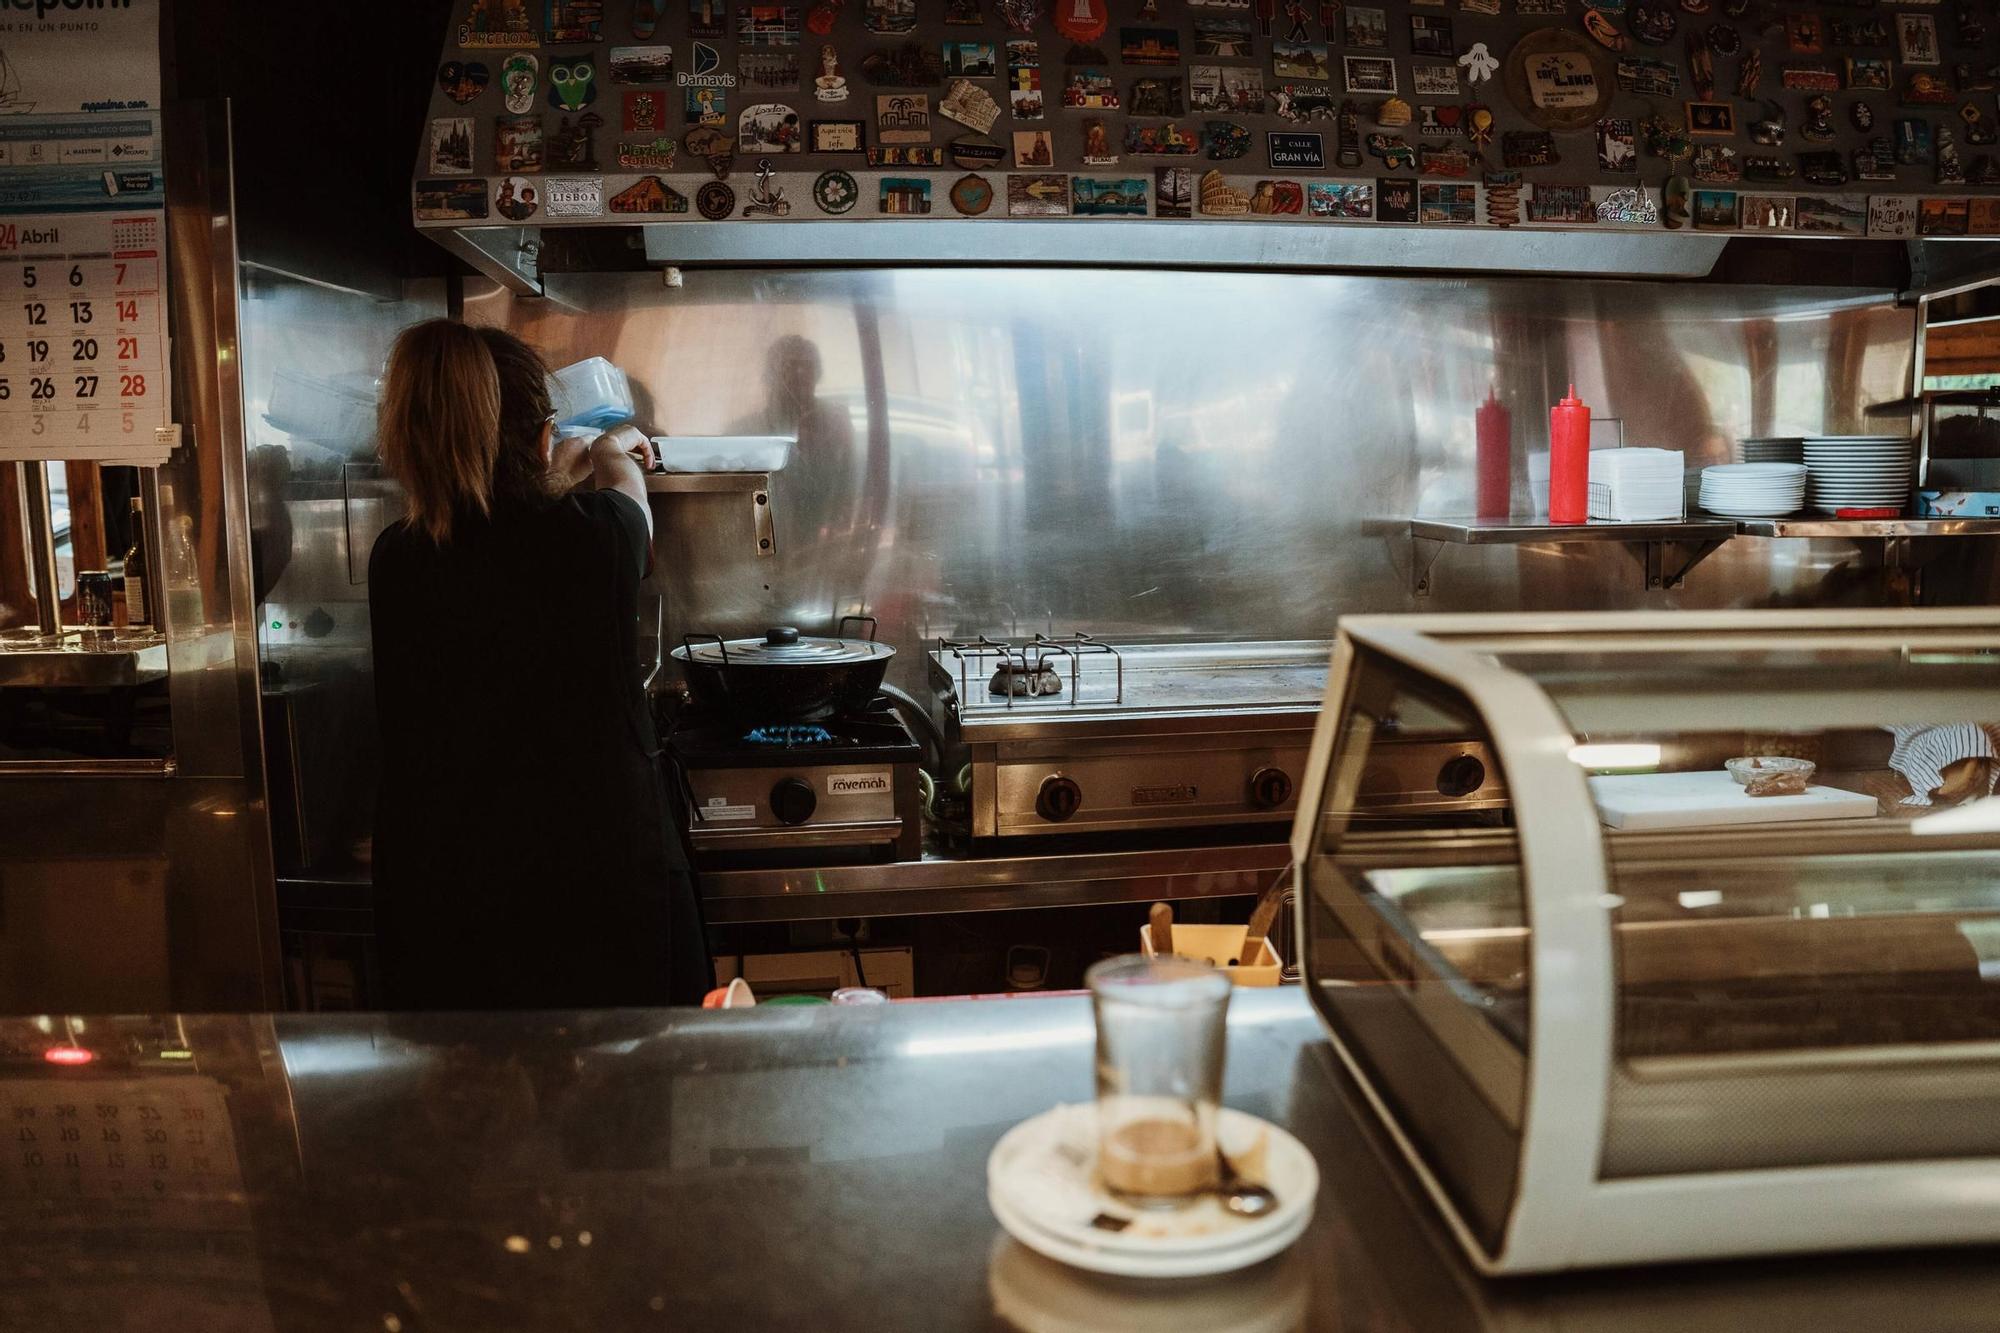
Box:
[463,269,1926,697]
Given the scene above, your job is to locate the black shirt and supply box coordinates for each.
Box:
[369,489,707,1009]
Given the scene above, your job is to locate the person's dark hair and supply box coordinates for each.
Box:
[475,326,563,510]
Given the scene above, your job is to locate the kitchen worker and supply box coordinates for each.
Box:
[369,319,710,1009]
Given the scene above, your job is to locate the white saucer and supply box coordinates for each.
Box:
[986,1103,1318,1279]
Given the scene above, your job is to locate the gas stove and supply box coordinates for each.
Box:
[666,696,923,862]
[929,635,1505,840]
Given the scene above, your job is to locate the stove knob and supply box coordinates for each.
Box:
[770,777,818,825]
[1248,767,1294,810]
[1036,775,1083,823]
[1436,755,1487,798]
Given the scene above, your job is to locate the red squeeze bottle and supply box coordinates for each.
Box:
[1548,383,1591,525]
[1476,388,1511,519]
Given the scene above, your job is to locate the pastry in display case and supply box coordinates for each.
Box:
[1292,609,2000,1274]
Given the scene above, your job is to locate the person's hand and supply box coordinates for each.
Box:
[550,434,593,485]
[595,423,655,470]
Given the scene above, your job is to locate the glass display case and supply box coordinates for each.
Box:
[1293,608,2000,1274]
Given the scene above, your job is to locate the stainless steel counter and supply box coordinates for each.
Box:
[9,991,1999,1331]
[699,840,1291,923]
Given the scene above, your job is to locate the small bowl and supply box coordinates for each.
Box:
[1725,755,1816,787]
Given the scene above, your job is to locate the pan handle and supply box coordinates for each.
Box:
[679,633,731,699]
[838,614,880,642]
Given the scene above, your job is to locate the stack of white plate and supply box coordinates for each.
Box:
[1801,435,1916,513]
[1587,447,1686,521]
[1741,436,1805,464]
[1699,462,1808,517]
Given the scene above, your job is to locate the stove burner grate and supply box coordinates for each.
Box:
[744,724,836,748]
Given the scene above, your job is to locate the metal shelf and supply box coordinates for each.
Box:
[1729,516,2000,539]
[0,633,169,688]
[1410,517,1738,544]
[645,471,772,494]
[1409,517,1734,596]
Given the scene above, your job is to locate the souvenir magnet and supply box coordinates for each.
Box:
[865,0,918,33]
[686,86,728,126]
[1686,34,1713,101]
[1483,170,1522,228]
[807,0,845,34]
[1596,185,1660,224]
[1129,78,1185,116]
[1505,29,1611,130]
[1850,101,1875,134]
[1206,120,1253,159]
[1584,10,1629,53]
[1013,128,1056,167]
[808,47,849,102]
[414,179,489,221]
[1798,95,1834,143]
[543,175,604,219]
[1282,0,1311,43]
[1748,103,1785,146]
[1796,150,1847,187]
[1053,0,1108,43]
[1123,121,1199,154]
[946,0,983,23]
[1273,37,1327,79]
[738,104,802,153]
[1704,23,1739,55]
[1082,118,1118,164]
[942,40,1001,78]
[1336,100,1362,168]
[1598,117,1637,171]
[1009,172,1071,215]
[940,79,1002,133]
[684,125,737,177]
[494,175,539,221]
[1419,182,1477,224]
[810,119,865,152]
[949,172,995,214]
[1974,156,2000,187]
[689,0,727,37]
[1741,155,1796,182]
[1155,166,1194,218]
[1273,84,1335,120]
[1902,73,1955,108]
[1458,43,1498,84]
[1780,64,1839,94]
[633,0,659,37]
[1661,174,1691,228]
[876,93,932,142]
[1919,197,1970,237]
[1376,178,1418,223]
[742,159,792,217]
[609,46,674,84]
[502,53,539,114]
[1692,142,1739,182]
[545,0,604,44]
[864,43,945,88]
[1963,103,1997,147]
[1268,131,1325,168]
[1960,6,1988,47]
[1062,68,1122,108]
[1735,49,1762,99]
[1958,63,2000,95]
[696,180,737,218]
[546,112,603,169]
[1686,100,1735,137]
[1846,58,1891,93]
[1853,139,1897,181]
[1898,14,1939,67]
[1527,183,1595,225]
[1197,169,1251,216]
[1502,130,1558,167]
[460,0,538,48]
[1346,6,1388,48]
[495,114,546,171]
[1309,181,1375,220]
[549,60,598,112]
[1419,145,1471,176]
[1375,97,1412,128]
[867,145,945,165]
[1120,27,1180,66]
[440,61,492,104]
[428,118,475,175]
[1412,64,1460,96]
[1410,13,1454,56]
[1938,128,1966,185]
[1678,0,1710,13]
[1629,5,1677,44]
[950,135,1005,168]
[1692,189,1737,230]
[1419,104,1458,138]
[1785,11,1822,54]
[1366,133,1415,168]
[1248,179,1305,215]
[997,0,1041,34]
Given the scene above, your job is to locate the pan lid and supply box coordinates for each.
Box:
[674,626,896,667]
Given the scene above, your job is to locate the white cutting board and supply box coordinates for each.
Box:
[1589,771,1879,831]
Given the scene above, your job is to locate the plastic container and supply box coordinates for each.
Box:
[265,367,381,453]
[1476,387,1512,519]
[651,435,793,473]
[1138,923,1282,987]
[549,356,635,430]
[1549,384,1592,525]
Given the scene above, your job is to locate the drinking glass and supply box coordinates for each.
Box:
[1086,953,1232,1206]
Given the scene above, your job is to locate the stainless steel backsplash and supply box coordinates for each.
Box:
[245,265,1975,867]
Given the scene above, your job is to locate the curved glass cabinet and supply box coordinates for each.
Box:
[1293,608,2000,1274]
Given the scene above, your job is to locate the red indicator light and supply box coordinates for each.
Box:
[43,1047,94,1066]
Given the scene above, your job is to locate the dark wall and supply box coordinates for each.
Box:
[166,0,463,292]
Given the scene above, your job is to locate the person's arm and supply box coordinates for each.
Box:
[589,424,654,536]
